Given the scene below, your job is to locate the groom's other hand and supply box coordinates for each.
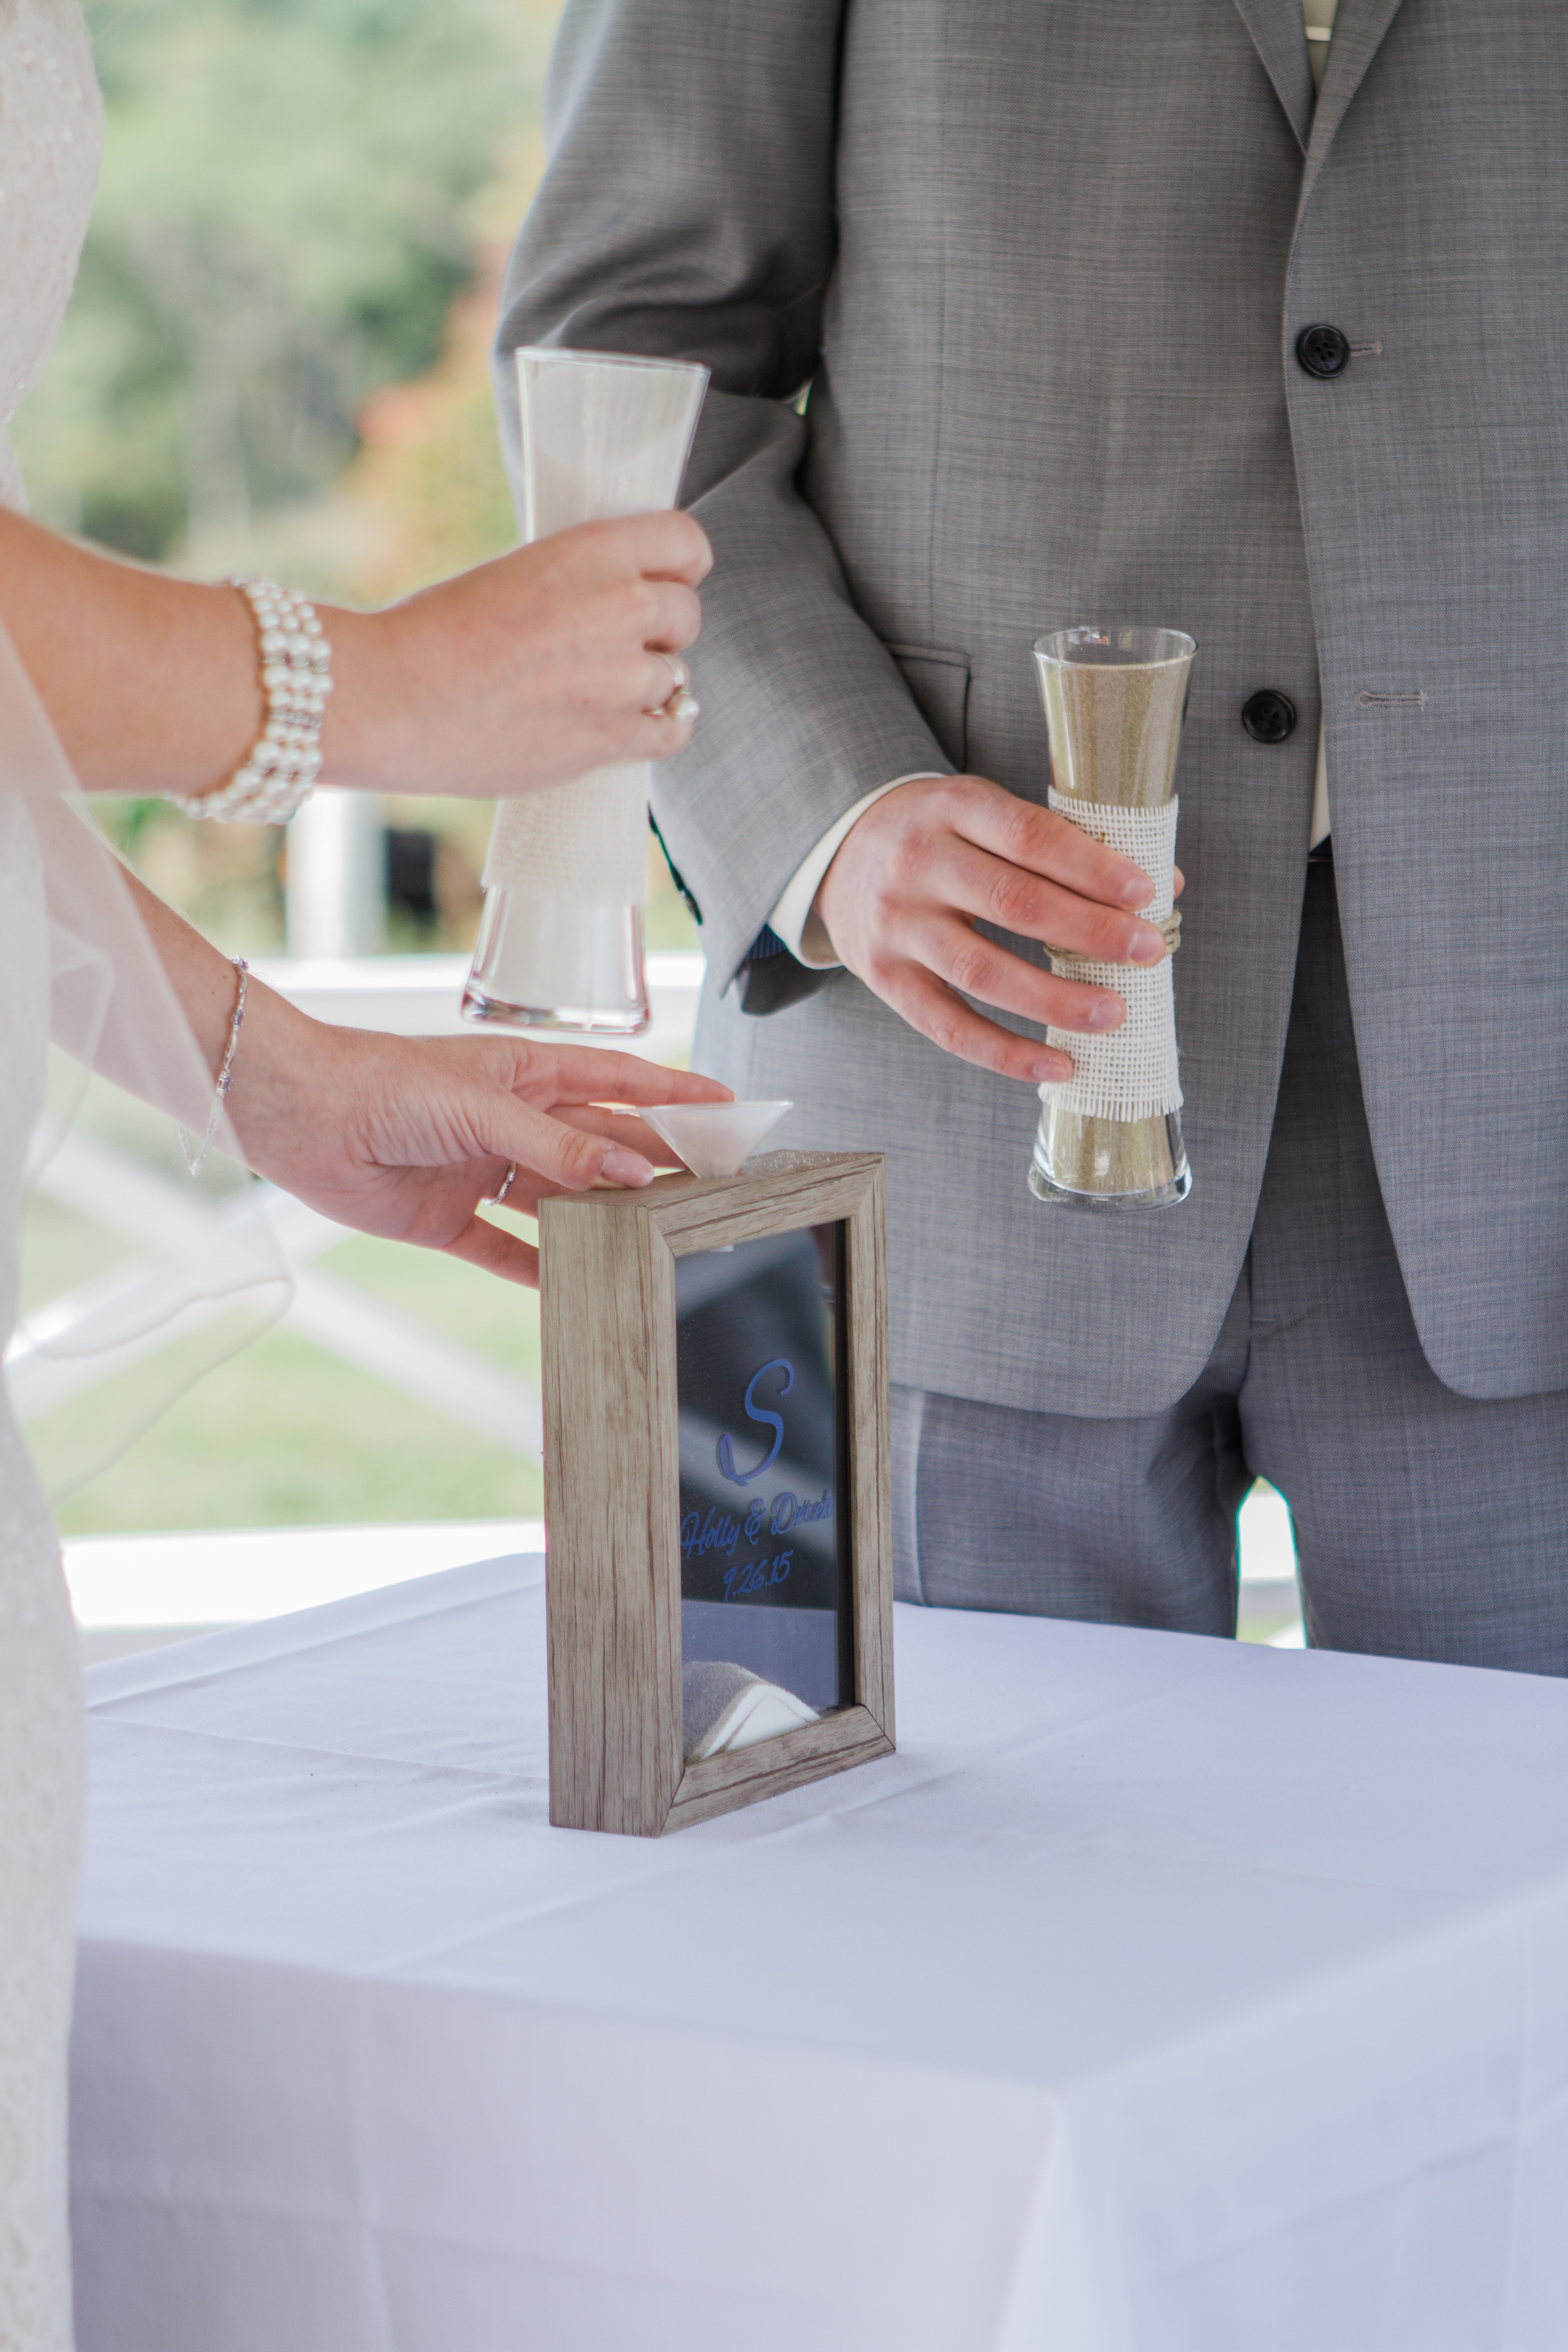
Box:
[814,775,1178,1084]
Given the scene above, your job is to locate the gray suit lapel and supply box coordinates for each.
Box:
[1232,0,1314,154]
[1298,0,1407,212]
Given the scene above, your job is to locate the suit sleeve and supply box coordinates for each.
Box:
[492,0,954,997]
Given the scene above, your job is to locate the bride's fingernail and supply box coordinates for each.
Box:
[601,1146,655,1185]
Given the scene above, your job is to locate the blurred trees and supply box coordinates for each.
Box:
[11,0,568,954]
[14,0,555,564]
[14,0,704,1540]
[11,0,697,959]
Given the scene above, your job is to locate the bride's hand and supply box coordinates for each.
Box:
[324,512,712,798]
[0,505,708,803]
[228,983,732,1287]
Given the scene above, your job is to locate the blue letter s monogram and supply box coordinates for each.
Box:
[716,1357,793,1486]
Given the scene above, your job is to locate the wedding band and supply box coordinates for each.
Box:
[482,1160,518,1208]
[643,654,701,723]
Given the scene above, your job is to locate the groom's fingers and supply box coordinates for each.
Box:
[944,776,1157,909]
[877,957,1077,1084]
[935,836,1168,968]
[814,771,1185,1081]
[911,911,1128,1036]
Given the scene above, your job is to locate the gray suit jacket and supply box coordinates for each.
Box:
[497,0,1568,1417]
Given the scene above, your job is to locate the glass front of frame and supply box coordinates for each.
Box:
[675,1224,852,1761]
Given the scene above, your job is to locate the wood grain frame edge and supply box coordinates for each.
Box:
[664,1705,895,1832]
[541,1194,679,1838]
[544,1152,894,1839]
[848,1161,896,1745]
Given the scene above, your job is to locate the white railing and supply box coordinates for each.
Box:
[255,950,704,1064]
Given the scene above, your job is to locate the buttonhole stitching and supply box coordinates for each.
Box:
[1355,689,1427,711]
[1348,339,1384,357]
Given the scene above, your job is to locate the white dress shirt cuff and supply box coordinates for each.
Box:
[766,774,943,968]
[1309,718,1330,851]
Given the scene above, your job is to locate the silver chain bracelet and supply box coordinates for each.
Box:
[181,956,248,1178]
[169,577,332,825]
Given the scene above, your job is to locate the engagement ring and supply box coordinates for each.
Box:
[644,653,700,723]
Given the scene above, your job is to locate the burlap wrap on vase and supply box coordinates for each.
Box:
[1042,790,1181,1124]
[1029,628,1195,1209]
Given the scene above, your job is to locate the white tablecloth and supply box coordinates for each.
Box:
[72,1552,1568,2352]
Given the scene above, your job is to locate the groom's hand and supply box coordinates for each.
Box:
[813,773,1177,1084]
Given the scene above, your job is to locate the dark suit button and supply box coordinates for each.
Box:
[1242,689,1297,744]
[1296,324,1351,378]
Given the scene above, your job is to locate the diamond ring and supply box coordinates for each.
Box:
[644,654,700,723]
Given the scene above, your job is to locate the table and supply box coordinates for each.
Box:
[71,1550,1568,2351]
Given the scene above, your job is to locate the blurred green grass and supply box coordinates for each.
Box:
[21,1196,139,1309]
[43,1227,543,1537]
[34,1207,1305,1658]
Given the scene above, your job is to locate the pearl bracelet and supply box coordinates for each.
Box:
[169,576,332,825]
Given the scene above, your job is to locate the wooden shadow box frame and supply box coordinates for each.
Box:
[538,1150,894,1836]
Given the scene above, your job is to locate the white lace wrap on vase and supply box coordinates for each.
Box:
[1040,790,1182,1123]
[483,761,649,906]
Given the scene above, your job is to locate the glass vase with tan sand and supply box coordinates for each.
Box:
[1029,625,1196,1210]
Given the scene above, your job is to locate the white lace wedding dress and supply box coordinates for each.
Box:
[1,4,106,2346]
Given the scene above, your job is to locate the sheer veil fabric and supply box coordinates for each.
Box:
[0,613,290,2352]
[0,4,282,2340]
[4,622,292,1496]
[0,683,80,2352]
[1,5,107,2341]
